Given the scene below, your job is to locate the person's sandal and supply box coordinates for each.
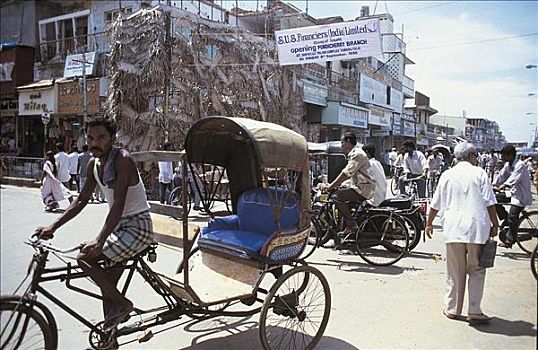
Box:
[467,313,492,324]
[497,242,513,248]
[443,310,464,321]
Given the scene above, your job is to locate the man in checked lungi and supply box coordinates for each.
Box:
[36,117,154,334]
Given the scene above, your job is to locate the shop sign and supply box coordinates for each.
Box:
[355,128,370,138]
[18,87,56,115]
[371,129,390,137]
[337,103,368,128]
[368,108,390,127]
[403,120,415,137]
[0,98,18,112]
[57,78,100,115]
[64,52,97,78]
[275,18,382,66]
[303,80,328,106]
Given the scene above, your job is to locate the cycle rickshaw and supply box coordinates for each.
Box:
[1,117,331,350]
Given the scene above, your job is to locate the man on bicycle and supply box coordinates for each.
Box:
[425,148,443,196]
[320,132,375,239]
[493,145,533,248]
[398,140,427,198]
[35,117,154,332]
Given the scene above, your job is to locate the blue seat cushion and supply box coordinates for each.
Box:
[199,229,268,256]
[204,215,240,233]
[237,188,300,236]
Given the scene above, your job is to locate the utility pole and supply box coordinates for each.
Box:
[82,47,88,128]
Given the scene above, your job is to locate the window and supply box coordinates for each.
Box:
[104,7,132,29]
[39,10,90,61]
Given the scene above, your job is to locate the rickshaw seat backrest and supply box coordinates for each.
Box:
[237,188,300,236]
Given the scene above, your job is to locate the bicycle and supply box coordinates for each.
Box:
[303,188,410,266]
[1,233,330,350]
[390,166,403,195]
[426,170,441,197]
[495,192,538,254]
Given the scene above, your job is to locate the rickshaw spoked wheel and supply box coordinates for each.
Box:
[259,265,331,350]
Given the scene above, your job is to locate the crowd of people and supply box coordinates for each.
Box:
[319,133,533,324]
[39,142,105,211]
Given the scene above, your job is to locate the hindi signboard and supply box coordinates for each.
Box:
[275,19,382,66]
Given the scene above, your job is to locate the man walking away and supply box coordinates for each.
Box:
[426,142,498,324]
[55,143,71,188]
[68,146,80,191]
[493,145,533,248]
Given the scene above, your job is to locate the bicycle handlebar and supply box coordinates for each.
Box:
[26,235,84,255]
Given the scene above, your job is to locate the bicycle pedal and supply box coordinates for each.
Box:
[137,329,153,343]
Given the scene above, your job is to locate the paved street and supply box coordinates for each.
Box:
[1,185,536,349]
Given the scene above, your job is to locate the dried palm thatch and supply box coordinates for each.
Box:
[104,5,306,152]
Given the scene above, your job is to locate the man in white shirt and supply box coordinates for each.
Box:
[68,146,80,191]
[388,147,398,174]
[363,144,387,207]
[426,142,499,323]
[398,141,427,198]
[54,143,71,188]
[158,142,174,204]
[493,145,533,248]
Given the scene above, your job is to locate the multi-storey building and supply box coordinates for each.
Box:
[1,0,417,159]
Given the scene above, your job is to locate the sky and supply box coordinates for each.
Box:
[223,1,538,143]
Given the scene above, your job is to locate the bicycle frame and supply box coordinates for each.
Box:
[21,247,189,341]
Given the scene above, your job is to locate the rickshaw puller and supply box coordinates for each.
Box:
[35,118,154,334]
[320,132,375,242]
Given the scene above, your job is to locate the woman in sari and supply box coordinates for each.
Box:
[41,151,72,211]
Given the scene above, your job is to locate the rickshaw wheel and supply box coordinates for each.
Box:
[259,265,331,350]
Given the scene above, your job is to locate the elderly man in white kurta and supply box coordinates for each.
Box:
[425,142,499,324]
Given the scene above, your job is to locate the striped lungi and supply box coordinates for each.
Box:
[102,211,154,263]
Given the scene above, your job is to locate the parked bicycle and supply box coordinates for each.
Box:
[302,188,409,266]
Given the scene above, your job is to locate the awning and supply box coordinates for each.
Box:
[17,79,55,90]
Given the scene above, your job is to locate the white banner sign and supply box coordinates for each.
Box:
[275,19,382,66]
[64,52,97,78]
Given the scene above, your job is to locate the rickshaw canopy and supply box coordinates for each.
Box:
[184,116,310,220]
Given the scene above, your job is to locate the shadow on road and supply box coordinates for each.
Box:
[470,317,537,337]
[497,251,531,261]
[178,315,359,350]
[314,259,420,275]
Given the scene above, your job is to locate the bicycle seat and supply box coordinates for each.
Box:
[378,196,413,210]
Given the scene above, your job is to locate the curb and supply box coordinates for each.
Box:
[1,177,41,188]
